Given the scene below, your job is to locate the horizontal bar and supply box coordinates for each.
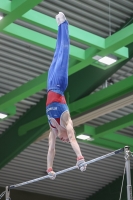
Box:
[9,148,123,189]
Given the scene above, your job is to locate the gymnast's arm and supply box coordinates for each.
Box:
[47,128,57,179]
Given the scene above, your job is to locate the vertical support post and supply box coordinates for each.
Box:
[124,146,132,200]
[5,186,10,200]
[102,80,108,89]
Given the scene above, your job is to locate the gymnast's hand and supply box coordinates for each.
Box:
[47,168,56,180]
[76,156,87,172]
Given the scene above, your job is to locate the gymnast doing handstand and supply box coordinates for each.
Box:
[46,12,87,180]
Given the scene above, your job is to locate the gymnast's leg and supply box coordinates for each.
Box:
[47,13,69,93]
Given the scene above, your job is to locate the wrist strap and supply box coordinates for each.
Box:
[77,156,84,161]
[47,167,53,173]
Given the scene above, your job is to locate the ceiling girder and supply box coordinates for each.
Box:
[0,0,43,31]
[73,93,133,127]
[0,1,128,59]
[70,75,133,114]
[0,35,131,112]
[0,73,47,110]
[0,96,48,169]
[75,110,133,149]
[1,1,133,113]
[2,23,85,61]
[95,113,133,139]
[19,75,133,136]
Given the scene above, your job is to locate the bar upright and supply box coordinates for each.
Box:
[124,146,132,200]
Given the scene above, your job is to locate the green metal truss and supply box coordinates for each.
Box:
[19,74,133,135]
[75,112,133,151]
[0,96,49,169]
[95,113,133,139]
[0,45,131,112]
[0,105,16,121]
[69,74,133,114]
[0,1,128,52]
[0,1,129,70]
[1,1,133,115]
[0,0,43,31]
[0,0,43,116]
[3,23,85,61]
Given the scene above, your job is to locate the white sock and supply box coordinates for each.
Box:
[56,12,66,26]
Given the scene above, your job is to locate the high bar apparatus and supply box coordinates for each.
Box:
[3,146,132,200]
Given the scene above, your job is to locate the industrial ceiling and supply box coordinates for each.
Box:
[0,1,133,200]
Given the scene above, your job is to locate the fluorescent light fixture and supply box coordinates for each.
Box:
[99,56,117,65]
[0,12,3,20]
[76,134,94,141]
[0,113,7,119]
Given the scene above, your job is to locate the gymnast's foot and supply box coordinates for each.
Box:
[56,12,66,26]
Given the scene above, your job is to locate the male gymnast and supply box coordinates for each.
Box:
[46,12,87,180]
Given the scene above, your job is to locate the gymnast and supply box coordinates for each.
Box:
[46,12,87,180]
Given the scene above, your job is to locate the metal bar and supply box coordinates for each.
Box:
[5,186,10,200]
[124,146,132,200]
[9,148,124,189]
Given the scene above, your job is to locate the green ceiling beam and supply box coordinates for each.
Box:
[76,126,133,151]
[75,114,133,149]
[0,97,49,169]
[94,113,133,139]
[99,23,133,56]
[0,0,10,13]
[0,2,104,49]
[20,11,129,59]
[0,57,130,114]
[0,0,43,31]
[0,2,128,60]
[0,66,133,119]
[106,23,133,49]
[18,75,133,136]
[11,0,26,11]
[75,125,133,150]
[69,74,133,114]
[104,133,133,147]
[0,72,47,111]
[18,115,47,136]
[68,47,98,75]
[2,23,85,61]
[1,105,16,121]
